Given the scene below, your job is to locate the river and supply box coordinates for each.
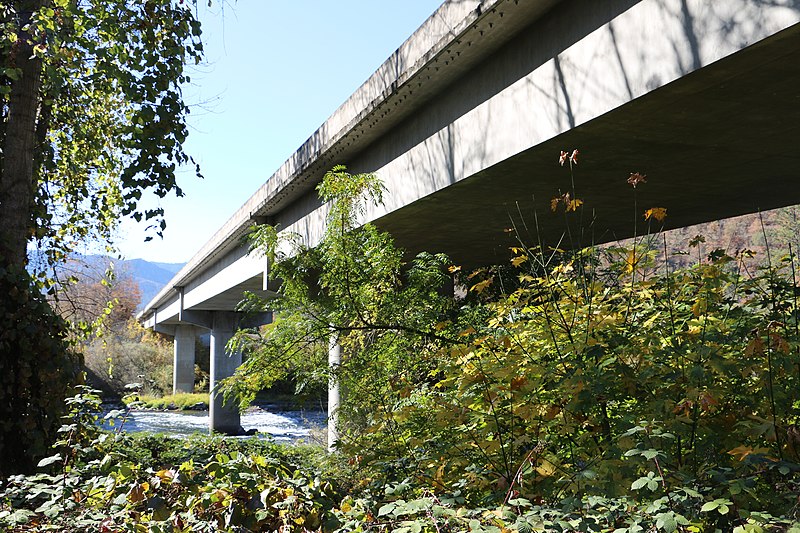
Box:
[108,406,328,443]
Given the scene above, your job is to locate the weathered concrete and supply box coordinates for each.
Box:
[209,312,242,435]
[173,325,196,394]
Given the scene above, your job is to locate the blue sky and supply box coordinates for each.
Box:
[116,1,444,263]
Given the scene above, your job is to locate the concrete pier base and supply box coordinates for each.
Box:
[173,325,196,394]
[210,312,242,435]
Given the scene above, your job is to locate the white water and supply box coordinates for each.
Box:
[110,408,328,443]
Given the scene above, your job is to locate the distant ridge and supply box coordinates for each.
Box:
[122,258,185,308]
[28,252,185,310]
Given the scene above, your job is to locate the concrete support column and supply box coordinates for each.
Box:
[327,335,341,452]
[173,325,196,394]
[210,312,242,435]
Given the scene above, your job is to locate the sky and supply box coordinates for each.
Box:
[115,0,444,264]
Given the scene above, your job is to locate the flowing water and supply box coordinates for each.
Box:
[108,407,328,443]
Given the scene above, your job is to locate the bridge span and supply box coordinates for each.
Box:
[139,0,800,438]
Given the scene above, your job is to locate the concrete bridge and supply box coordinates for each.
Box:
[140,0,800,439]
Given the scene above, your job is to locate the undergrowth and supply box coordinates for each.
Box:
[3,160,800,531]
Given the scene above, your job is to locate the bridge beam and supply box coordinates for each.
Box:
[173,325,196,394]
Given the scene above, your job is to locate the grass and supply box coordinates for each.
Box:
[124,392,208,411]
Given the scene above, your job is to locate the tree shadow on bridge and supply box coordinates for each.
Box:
[361,0,800,266]
[267,0,800,268]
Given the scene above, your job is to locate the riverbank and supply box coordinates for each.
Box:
[120,392,326,413]
[124,392,208,411]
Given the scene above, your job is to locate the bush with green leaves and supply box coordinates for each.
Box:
[7,162,799,531]
[83,319,174,397]
[0,387,337,531]
[222,163,800,530]
[0,267,82,477]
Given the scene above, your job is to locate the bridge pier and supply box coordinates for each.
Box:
[173,325,196,394]
[210,312,243,435]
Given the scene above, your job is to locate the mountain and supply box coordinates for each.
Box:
[121,259,185,308]
[57,254,185,310]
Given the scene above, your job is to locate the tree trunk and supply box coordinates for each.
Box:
[0,0,44,268]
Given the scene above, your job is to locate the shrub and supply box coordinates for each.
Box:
[83,320,173,397]
[0,267,81,476]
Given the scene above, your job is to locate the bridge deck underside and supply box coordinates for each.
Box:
[375,24,800,268]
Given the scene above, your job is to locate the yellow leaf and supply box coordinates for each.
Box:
[566,198,583,212]
[728,445,770,461]
[624,250,637,274]
[511,254,528,267]
[692,298,707,317]
[470,278,493,294]
[535,460,556,477]
[643,207,668,222]
[434,463,446,487]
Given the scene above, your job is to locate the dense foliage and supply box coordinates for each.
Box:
[0,388,336,531]
[0,0,204,268]
[3,164,800,531]
[225,164,800,530]
[0,0,205,474]
[0,267,80,477]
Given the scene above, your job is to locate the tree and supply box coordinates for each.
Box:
[0,0,204,474]
[0,0,203,270]
[223,167,456,446]
[51,256,141,331]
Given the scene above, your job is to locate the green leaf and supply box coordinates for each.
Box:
[655,513,677,532]
[641,449,661,460]
[700,501,719,512]
[378,503,396,517]
[37,454,62,467]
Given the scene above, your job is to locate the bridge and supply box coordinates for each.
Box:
[139,0,800,441]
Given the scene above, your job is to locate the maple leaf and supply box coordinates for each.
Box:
[688,234,706,248]
[643,207,667,222]
[470,278,493,294]
[567,198,584,212]
[550,196,560,212]
[558,150,568,166]
[511,254,528,267]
